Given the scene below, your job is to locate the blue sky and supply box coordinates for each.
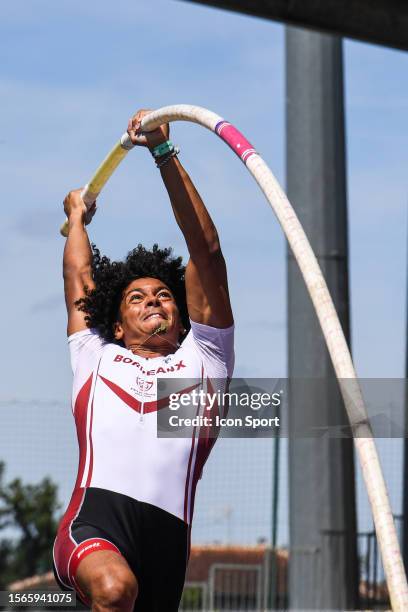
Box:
[0,0,407,548]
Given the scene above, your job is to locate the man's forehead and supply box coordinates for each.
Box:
[125,277,170,292]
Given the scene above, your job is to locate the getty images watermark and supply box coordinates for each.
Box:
[156,378,408,438]
[157,378,283,438]
[167,387,281,430]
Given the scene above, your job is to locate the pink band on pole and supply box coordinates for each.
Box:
[215,121,257,164]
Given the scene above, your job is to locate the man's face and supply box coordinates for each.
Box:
[114,277,182,347]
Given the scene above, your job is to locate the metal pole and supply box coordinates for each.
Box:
[286,27,359,609]
[269,404,281,610]
[402,235,408,573]
[271,404,280,551]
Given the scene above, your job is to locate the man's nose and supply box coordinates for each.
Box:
[146,295,160,307]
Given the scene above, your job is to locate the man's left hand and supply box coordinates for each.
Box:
[127,109,170,150]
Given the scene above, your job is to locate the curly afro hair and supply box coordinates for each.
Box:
[76,244,190,343]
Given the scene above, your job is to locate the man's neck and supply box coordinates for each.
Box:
[127,344,174,359]
[126,333,179,359]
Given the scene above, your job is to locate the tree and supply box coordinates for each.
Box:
[0,461,61,587]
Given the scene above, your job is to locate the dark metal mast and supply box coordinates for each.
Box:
[286,27,359,609]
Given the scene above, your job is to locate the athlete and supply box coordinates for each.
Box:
[53,109,234,611]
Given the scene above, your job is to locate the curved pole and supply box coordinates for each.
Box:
[61,104,408,610]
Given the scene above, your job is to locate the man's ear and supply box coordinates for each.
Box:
[179,321,186,338]
[113,321,124,340]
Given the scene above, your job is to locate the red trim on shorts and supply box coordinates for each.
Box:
[53,488,87,590]
[69,537,121,578]
[69,538,122,607]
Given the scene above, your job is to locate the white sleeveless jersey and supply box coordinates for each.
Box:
[68,321,234,525]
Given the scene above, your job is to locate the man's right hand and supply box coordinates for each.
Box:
[63,188,96,336]
[64,189,96,225]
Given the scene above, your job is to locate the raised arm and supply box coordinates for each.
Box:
[63,190,95,336]
[160,158,233,328]
[129,110,234,329]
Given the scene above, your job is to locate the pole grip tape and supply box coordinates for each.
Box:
[60,134,134,237]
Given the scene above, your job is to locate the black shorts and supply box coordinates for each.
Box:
[53,487,189,611]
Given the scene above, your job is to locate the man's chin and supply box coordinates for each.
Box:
[145,320,169,335]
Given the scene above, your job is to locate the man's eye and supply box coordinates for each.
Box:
[158,291,172,299]
[130,294,143,302]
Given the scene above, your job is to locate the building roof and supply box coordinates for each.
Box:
[182,1,408,51]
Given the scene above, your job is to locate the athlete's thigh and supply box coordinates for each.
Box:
[76,550,137,602]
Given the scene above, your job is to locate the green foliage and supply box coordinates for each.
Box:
[0,461,61,587]
[180,584,204,608]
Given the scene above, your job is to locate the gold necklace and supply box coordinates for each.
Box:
[127,324,179,355]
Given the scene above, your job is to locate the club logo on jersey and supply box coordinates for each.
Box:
[136,377,153,393]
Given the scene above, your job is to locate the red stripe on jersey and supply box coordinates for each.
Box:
[183,428,196,523]
[85,399,95,488]
[186,523,192,561]
[84,357,103,489]
[73,373,93,490]
[54,374,93,587]
[144,382,201,413]
[99,376,141,411]
[183,368,205,523]
[99,376,200,414]
[188,378,220,524]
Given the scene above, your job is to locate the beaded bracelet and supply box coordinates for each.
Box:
[155,146,180,169]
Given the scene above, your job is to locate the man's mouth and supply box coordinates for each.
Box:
[144,312,166,321]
